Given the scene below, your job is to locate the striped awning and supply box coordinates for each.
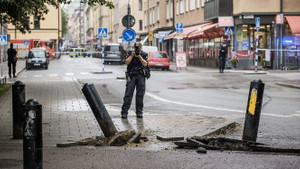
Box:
[164,22,210,40]
[286,16,300,36]
[187,23,222,39]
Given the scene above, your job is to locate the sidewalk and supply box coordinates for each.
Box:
[0,75,237,168]
[0,59,26,83]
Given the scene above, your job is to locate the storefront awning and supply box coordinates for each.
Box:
[164,22,210,40]
[286,16,300,36]
[187,23,222,39]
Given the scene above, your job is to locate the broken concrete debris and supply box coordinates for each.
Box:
[156,135,184,141]
[174,137,300,154]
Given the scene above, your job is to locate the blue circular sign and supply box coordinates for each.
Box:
[123,29,136,42]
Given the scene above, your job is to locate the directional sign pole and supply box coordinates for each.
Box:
[127,3,131,48]
[255,17,260,72]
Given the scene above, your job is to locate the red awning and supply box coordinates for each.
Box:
[187,23,221,39]
[286,16,300,35]
[164,22,210,40]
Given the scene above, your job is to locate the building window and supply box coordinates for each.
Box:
[170,1,173,18]
[201,0,205,7]
[180,0,184,14]
[152,8,155,24]
[139,20,143,31]
[157,3,160,21]
[190,0,195,10]
[139,0,142,11]
[186,0,189,12]
[176,1,179,15]
[167,1,170,19]
[150,9,152,25]
[197,0,200,8]
[144,11,147,27]
[34,16,40,29]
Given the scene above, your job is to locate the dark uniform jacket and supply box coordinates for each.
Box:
[219,46,227,59]
[127,51,148,75]
[7,48,17,62]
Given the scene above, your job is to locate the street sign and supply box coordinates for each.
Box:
[122,29,136,42]
[176,22,183,29]
[122,15,135,28]
[148,30,153,42]
[24,40,29,46]
[255,17,260,30]
[176,22,183,33]
[218,16,234,27]
[224,27,234,35]
[0,35,7,45]
[98,27,108,38]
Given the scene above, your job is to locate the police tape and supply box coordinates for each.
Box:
[257,49,300,52]
[50,51,103,54]
[231,51,255,57]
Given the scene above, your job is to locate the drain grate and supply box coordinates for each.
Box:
[0,159,22,168]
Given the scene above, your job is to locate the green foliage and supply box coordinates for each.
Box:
[230,58,239,64]
[61,8,68,36]
[0,0,114,34]
[0,84,11,97]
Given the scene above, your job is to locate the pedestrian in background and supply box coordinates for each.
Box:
[121,42,148,119]
[219,43,227,73]
[7,43,18,78]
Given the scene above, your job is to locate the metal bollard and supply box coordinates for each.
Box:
[23,99,43,169]
[82,83,117,137]
[12,81,25,139]
[242,79,265,142]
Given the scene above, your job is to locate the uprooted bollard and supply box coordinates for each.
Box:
[12,81,25,139]
[82,83,117,137]
[242,79,265,142]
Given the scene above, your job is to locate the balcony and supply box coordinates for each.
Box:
[204,0,233,21]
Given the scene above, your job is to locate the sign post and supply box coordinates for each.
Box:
[0,35,7,77]
[176,22,183,39]
[98,28,108,72]
[255,17,260,72]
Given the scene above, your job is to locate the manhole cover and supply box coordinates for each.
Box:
[0,159,22,168]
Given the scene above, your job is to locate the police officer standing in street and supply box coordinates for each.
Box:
[7,43,18,78]
[121,42,148,119]
[219,43,227,73]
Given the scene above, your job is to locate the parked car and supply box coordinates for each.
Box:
[25,48,49,70]
[69,48,89,58]
[148,51,170,70]
[103,43,126,64]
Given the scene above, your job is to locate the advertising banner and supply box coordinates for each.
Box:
[175,52,187,69]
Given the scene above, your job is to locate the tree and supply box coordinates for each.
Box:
[61,8,68,37]
[0,0,114,33]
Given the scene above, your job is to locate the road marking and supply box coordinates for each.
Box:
[49,74,58,77]
[34,75,42,77]
[146,92,244,113]
[146,92,300,118]
[65,73,74,76]
[80,72,90,75]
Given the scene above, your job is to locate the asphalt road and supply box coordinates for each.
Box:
[19,56,300,149]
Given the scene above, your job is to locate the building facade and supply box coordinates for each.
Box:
[7,4,62,50]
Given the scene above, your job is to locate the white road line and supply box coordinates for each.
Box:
[34,75,42,77]
[80,72,90,75]
[146,92,300,118]
[49,74,58,77]
[65,73,74,76]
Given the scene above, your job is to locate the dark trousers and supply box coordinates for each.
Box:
[8,61,16,77]
[219,58,226,72]
[121,74,146,115]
